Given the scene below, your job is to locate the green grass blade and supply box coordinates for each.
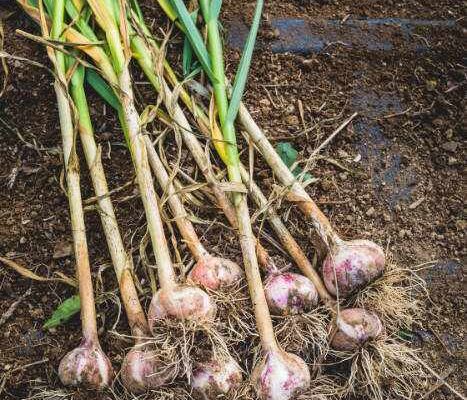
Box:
[157,0,178,22]
[185,65,202,80]
[129,0,144,21]
[225,0,263,125]
[198,0,209,22]
[51,0,67,75]
[182,9,199,76]
[85,69,129,148]
[182,36,194,76]
[29,0,53,14]
[85,68,121,110]
[64,1,99,42]
[68,57,85,86]
[104,0,119,22]
[30,0,97,42]
[169,0,216,82]
[209,0,222,22]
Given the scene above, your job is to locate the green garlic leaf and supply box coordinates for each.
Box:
[275,142,313,182]
[397,329,415,341]
[43,295,81,330]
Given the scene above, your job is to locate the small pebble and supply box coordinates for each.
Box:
[285,115,299,125]
[30,308,44,319]
[399,229,407,238]
[366,207,375,217]
[426,79,437,91]
[433,118,444,127]
[285,104,295,114]
[441,141,459,152]
[409,197,425,209]
[101,132,112,141]
[320,178,333,191]
[337,149,349,158]
[53,241,73,259]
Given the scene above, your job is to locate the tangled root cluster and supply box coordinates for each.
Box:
[26,384,192,400]
[150,317,231,380]
[274,306,330,363]
[207,283,257,346]
[120,385,192,400]
[352,260,427,333]
[323,259,430,399]
[329,336,429,399]
[295,375,347,400]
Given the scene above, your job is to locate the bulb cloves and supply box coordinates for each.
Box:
[252,348,310,400]
[188,255,243,290]
[58,339,114,390]
[331,308,383,351]
[264,271,318,315]
[191,354,243,399]
[323,239,385,297]
[121,341,177,393]
[148,284,216,330]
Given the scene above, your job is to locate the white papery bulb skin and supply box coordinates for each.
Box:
[191,355,243,399]
[251,349,310,400]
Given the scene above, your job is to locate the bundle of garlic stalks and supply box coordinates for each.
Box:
[14,0,433,399]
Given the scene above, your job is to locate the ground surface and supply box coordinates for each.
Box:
[0,1,465,399]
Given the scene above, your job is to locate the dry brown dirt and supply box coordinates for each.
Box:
[0,1,465,399]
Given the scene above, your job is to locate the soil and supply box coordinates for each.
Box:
[0,1,465,399]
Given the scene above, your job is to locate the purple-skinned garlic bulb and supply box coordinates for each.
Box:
[148,284,216,329]
[58,339,114,390]
[120,342,178,393]
[191,354,243,399]
[252,348,311,400]
[323,239,385,298]
[188,255,244,290]
[264,271,318,315]
[331,308,383,351]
